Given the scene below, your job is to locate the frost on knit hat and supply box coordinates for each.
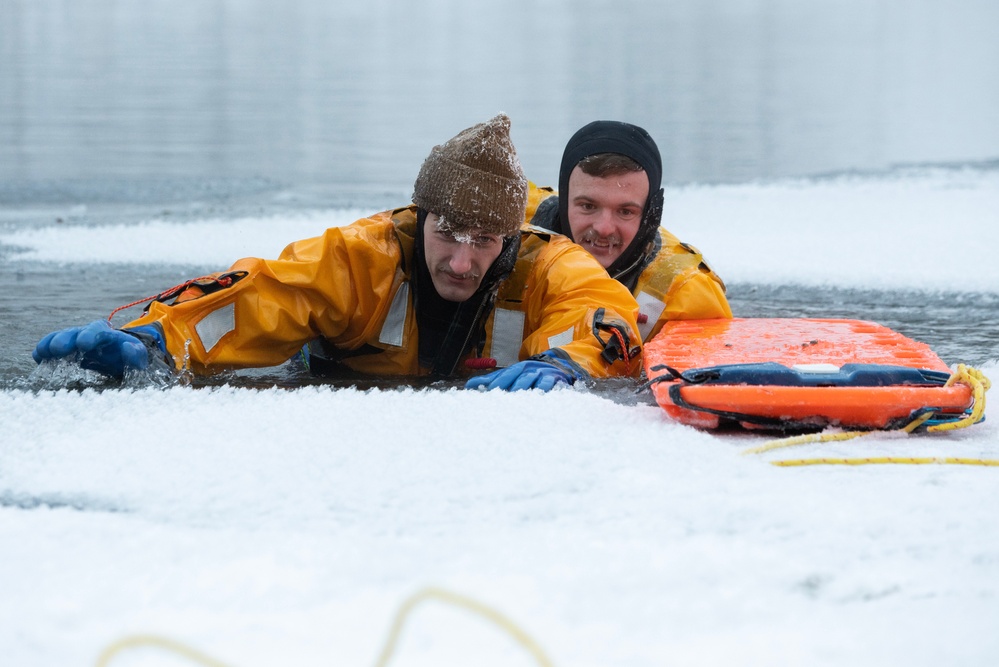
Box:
[413,114,528,237]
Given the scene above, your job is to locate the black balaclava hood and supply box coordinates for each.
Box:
[554,120,664,285]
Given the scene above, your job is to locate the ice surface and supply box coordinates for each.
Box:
[1,380,997,666]
[3,169,997,292]
[1,170,998,666]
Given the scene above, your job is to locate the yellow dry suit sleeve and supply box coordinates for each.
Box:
[124,215,404,375]
[519,234,642,378]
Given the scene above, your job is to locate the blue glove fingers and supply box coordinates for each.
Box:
[119,337,150,370]
[33,330,65,362]
[33,320,151,376]
[465,365,522,391]
[486,365,523,390]
[535,372,561,392]
[75,320,116,352]
[510,369,543,391]
[519,368,568,392]
[465,360,572,392]
[464,368,502,390]
[46,327,84,358]
[79,321,149,371]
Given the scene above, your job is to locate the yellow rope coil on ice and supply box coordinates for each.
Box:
[773,457,999,467]
[928,364,991,432]
[741,429,872,455]
[94,587,554,667]
[373,586,554,667]
[740,365,991,461]
[95,635,233,667]
[740,411,935,455]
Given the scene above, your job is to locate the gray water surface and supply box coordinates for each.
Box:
[3,0,998,189]
[3,0,998,389]
[4,252,997,391]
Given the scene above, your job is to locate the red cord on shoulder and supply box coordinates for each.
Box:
[106,275,225,324]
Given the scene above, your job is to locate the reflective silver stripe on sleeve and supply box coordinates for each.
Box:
[378,281,409,347]
[636,291,666,341]
[490,308,526,367]
[547,326,574,350]
[194,302,235,353]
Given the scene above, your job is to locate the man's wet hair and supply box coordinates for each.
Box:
[577,152,644,178]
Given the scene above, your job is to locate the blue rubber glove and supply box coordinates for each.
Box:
[33,320,165,379]
[466,359,576,392]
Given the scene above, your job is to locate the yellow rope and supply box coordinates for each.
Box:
[742,365,990,457]
[95,634,233,667]
[773,457,999,467]
[741,429,869,454]
[900,410,937,433]
[373,586,555,667]
[928,364,991,432]
[94,587,554,667]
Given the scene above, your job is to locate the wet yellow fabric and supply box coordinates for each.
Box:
[126,206,640,378]
[636,228,732,341]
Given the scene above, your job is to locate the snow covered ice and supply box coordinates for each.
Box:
[2,170,999,666]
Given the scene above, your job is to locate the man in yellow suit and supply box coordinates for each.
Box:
[528,120,732,342]
[33,115,641,391]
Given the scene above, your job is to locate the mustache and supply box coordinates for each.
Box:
[578,229,624,246]
[435,264,481,280]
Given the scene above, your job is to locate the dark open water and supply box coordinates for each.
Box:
[2,0,998,390]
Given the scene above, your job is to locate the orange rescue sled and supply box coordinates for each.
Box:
[643,318,976,430]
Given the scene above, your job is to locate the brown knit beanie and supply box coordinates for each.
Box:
[413,114,528,237]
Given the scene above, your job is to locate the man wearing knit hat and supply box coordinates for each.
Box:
[529,120,731,342]
[33,115,642,391]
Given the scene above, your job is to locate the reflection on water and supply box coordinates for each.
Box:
[2,0,998,190]
[2,0,998,394]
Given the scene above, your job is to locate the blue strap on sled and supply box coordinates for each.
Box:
[677,362,952,387]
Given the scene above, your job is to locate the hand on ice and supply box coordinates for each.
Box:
[33,320,164,379]
[465,359,576,392]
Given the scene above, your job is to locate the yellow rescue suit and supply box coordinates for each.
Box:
[526,184,731,342]
[124,206,641,378]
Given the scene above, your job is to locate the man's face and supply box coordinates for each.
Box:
[423,213,505,302]
[566,165,650,269]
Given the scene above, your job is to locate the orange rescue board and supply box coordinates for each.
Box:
[644,318,974,430]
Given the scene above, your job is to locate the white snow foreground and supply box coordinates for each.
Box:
[1,376,998,666]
